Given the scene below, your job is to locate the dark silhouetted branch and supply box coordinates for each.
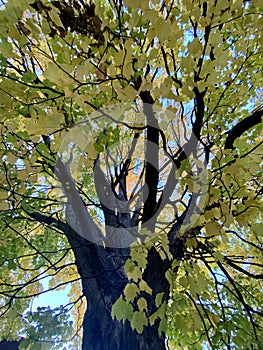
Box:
[225,108,263,149]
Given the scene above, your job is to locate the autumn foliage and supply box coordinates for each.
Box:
[0,0,262,349]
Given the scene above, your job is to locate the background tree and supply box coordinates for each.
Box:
[0,0,262,349]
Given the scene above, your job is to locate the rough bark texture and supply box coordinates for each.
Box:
[0,340,21,350]
[67,229,172,350]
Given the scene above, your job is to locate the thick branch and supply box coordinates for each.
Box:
[168,212,186,260]
[140,91,159,231]
[55,157,105,245]
[156,87,206,219]
[225,108,263,149]
[193,87,206,141]
[94,158,119,228]
[28,211,127,309]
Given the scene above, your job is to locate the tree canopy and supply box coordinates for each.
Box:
[0,0,262,349]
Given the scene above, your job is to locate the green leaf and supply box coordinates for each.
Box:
[149,302,167,326]
[252,223,262,236]
[251,0,263,7]
[139,280,152,295]
[19,338,31,349]
[137,297,147,312]
[158,317,167,336]
[126,265,142,282]
[0,1,263,349]
[124,283,138,302]
[131,311,148,334]
[155,292,164,308]
[111,297,133,322]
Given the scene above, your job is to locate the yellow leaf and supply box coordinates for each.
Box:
[210,312,220,327]
[188,38,203,55]
[139,280,152,294]
[126,265,142,281]
[49,6,64,28]
[17,170,28,181]
[252,0,263,6]
[44,61,59,82]
[113,51,125,66]
[6,153,17,164]
[124,0,146,9]
[179,276,188,288]
[0,200,9,210]
[137,297,147,311]
[124,283,139,302]
[209,32,222,46]
[157,21,170,43]
[205,221,221,236]
[0,190,8,200]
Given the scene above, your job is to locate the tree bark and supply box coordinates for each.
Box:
[225,107,263,149]
[82,304,166,350]
[68,232,168,350]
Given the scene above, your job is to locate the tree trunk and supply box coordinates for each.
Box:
[82,304,166,350]
[65,228,169,350]
[54,157,176,349]
[68,235,168,350]
[0,340,21,350]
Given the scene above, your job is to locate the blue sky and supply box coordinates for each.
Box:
[29,276,71,311]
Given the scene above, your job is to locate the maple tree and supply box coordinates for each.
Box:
[0,0,263,349]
